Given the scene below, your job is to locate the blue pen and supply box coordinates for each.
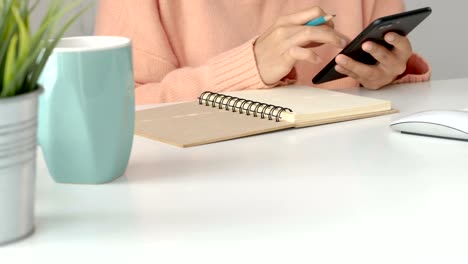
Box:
[305,14,336,26]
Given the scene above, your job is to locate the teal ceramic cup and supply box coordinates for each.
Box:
[38,36,135,184]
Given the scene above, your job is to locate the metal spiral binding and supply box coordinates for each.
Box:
[198,91,292,122]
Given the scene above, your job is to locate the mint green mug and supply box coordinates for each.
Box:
[38,36,135,184]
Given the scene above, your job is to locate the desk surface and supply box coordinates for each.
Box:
[4,79,468,263]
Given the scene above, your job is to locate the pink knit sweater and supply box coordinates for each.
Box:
[96,0,431,105]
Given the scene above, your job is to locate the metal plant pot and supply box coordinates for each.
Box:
[0,87,42,245]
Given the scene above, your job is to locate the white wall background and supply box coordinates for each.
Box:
[405,1,467,80]
[31,0,467,80]
[30,0,96,39]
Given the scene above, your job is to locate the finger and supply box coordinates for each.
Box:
[385,32,412,60]
[303,29,350,48]
[287,25,347,48]
[335,54,380,81]
[362,41,400,71]
[275,6,334,28]
[288,46,322,64]
[335,65,359,79]
[336,64,383,90]
[262,25,306,42]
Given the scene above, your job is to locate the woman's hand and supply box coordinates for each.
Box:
[254,7,348,85]
[335,32,413,89]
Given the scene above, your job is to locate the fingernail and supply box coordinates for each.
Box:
[363,43,373,52]
[336,55,348,65]
[387,33,395,43]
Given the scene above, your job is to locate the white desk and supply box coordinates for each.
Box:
[3,79,468,263]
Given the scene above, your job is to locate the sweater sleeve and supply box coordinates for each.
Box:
[95,0,276,104]
[362,0,431,84]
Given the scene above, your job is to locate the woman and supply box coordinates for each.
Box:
[96,0,430,104]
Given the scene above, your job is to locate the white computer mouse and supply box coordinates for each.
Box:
[390,110,468,141]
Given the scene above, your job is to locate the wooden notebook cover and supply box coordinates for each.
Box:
[135,101,294,147]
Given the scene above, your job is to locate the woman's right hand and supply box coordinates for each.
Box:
[254,7,349,85]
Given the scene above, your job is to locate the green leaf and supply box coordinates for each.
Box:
[0,0,17,60]
[2,34,18,96]
[21,0,31,30]
[11,6,30,63]
[1,0,92,97]
[2,37,45,96]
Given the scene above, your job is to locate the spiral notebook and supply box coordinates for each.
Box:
[135,86,396,147]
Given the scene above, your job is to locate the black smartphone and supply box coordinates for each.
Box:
[312,7,432,85]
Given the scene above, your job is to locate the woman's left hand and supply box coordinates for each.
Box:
[334,32,412,90]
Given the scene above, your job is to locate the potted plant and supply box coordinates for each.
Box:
[0,0,89,245]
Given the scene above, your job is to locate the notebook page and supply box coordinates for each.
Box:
[225,86,391,126]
